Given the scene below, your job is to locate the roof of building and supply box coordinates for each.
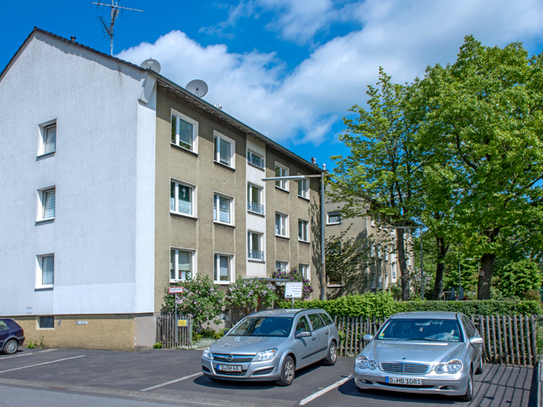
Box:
[1,27,323,174]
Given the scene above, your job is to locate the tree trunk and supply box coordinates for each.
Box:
[432,236,448,300]
[396,230,410,301]
[477,253,495,300]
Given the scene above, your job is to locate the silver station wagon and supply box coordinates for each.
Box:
[201,308,339,385]
[354,311,484,401]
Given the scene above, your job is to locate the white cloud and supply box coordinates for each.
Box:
[117,0,543,147]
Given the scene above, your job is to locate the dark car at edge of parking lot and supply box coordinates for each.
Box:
[0,318,25,354]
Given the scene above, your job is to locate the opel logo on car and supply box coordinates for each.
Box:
[227,355,233,362]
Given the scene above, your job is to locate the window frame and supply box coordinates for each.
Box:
[247,183,264,215]
[248,231,264,262]
[170,248,195,282]
[275,212,289,238]
[38,120,57,157]
[298,219,309,242]
[171,110,198,153]
[213,192,234,225]
[36,254,54,289]
[38,316,55,330]
[213,131,235,168]
[214,253,234,284]
[170,179,196,218]
[247,150,264,170]
[274,162,289,191]
[327,211,341,225]
[297,178,309,199]
[37,187,56,222]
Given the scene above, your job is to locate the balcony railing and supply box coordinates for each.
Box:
[247,201,264,214]
[248,250,265,261]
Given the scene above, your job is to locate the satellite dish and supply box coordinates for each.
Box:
[140,58,161,73]
[186,79,208,97]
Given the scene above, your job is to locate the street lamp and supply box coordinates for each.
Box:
[262,173,327,300]
[383,225,424,300]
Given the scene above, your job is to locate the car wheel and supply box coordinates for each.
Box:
[458,367,473,401]
[3,339,18,355]
[276,355,295,386]
[475,355,483,375]
[323,341,337,366]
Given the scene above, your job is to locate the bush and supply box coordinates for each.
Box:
[153,342,162,349]
[224,277,278,315]
[163,275,224,331]
[272,268,313,300]
[278,292,541,317]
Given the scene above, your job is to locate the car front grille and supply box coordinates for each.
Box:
[381,362,429,374]
[212,353,254,363]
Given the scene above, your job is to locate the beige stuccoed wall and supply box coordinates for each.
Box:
[12,314,143,351]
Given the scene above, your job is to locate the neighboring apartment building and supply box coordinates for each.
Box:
[325,201,414,298]
[0,28,323,350]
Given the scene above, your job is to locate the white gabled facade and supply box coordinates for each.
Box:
[0,29,158,348]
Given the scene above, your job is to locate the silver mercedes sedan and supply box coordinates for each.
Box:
[354,311,484,401]
[201,308,339,385]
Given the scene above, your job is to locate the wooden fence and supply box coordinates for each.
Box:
[333,314,539,366]
[156,314,192,348]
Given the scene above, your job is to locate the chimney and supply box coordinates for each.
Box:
[311,157,317,165]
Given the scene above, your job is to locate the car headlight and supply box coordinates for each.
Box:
[355,355,377,370]
[202,347,213,360]
[253,348,278,362]
[435,359,463,374]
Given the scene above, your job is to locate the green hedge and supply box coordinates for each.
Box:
[278,292,542,318]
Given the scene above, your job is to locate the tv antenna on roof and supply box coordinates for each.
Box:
[92,0,143,55]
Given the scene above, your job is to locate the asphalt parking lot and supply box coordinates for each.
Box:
[0,348,537,407]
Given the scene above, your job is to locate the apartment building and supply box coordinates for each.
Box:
[0,28,323,350]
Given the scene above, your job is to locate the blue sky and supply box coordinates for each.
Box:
[2,0,543,170]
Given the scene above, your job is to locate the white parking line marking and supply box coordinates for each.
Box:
[299,375,352,406]
[0,354,84,374]
[140,372,203,391]
[0,349,58,360]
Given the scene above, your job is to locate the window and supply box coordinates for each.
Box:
[214,254,233,283]
[327,211,341,225]
[213,193,233,224]
[39,122,56,156]
[247,184,264,215]
[298,219,309,242]
[37,254,54,288]
[171,110,198,151]
[38,187,56,221]
[38,316,54,329]
[274,163,289,190]
[214,132,234,167]
[247,150,264,169]
[299,264,310,280]
[275,213,288,237]
[248,231,264,261]
[391,263,397,279]
[170,248,194,282]
[276,261,289,272]
[170,180,195,216]
[297,178,308,199]
[307,314,325,330]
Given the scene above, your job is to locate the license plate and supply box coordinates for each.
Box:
[217,364,242,372]
[386,377,422,385]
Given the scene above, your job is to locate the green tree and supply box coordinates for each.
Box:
[412,36,543,299]
[331,68,423,301]
[494,259,543,298]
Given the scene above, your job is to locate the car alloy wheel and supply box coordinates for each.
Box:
[3,339,18,355]
[323,341,337,366]
[276,355,295,386]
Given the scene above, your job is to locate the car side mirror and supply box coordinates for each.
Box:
[470,337,483,345]
[296,331,312,339]
[363,334,373,342]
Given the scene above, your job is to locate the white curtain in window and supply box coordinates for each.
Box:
[42,256,54,285]
[178,184,192,214]
[43,189,55,219]
[44,125,56,154]
[178,250,191,280]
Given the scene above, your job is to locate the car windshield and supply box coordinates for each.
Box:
[377,318,462,342]
[228,316,294,337]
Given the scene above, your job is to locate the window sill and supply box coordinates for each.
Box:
[298,240,310,244]
[36,219,55,226]
[171,143,198,156]
[214,160,235,171]
[170,212,197,220]
[37,152,55,161]
[275,186,289,193]
[248,258,265,263]
[297,195,310,202]
[213,221,235,228]
[275,235,289,240]
[214,281,232,285]
[247,209,265,217]
[326,222,341,226]
[35,286,54,291]
[327,284,343,288]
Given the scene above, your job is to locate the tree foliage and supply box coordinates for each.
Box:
[494,259,543,298]
[224,277,279,316]
[272,268,313,300]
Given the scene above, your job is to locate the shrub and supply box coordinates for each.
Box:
[163,275,224,331]
[272,268,313,300]
[224,277,279,316]
[153,342,162,349]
